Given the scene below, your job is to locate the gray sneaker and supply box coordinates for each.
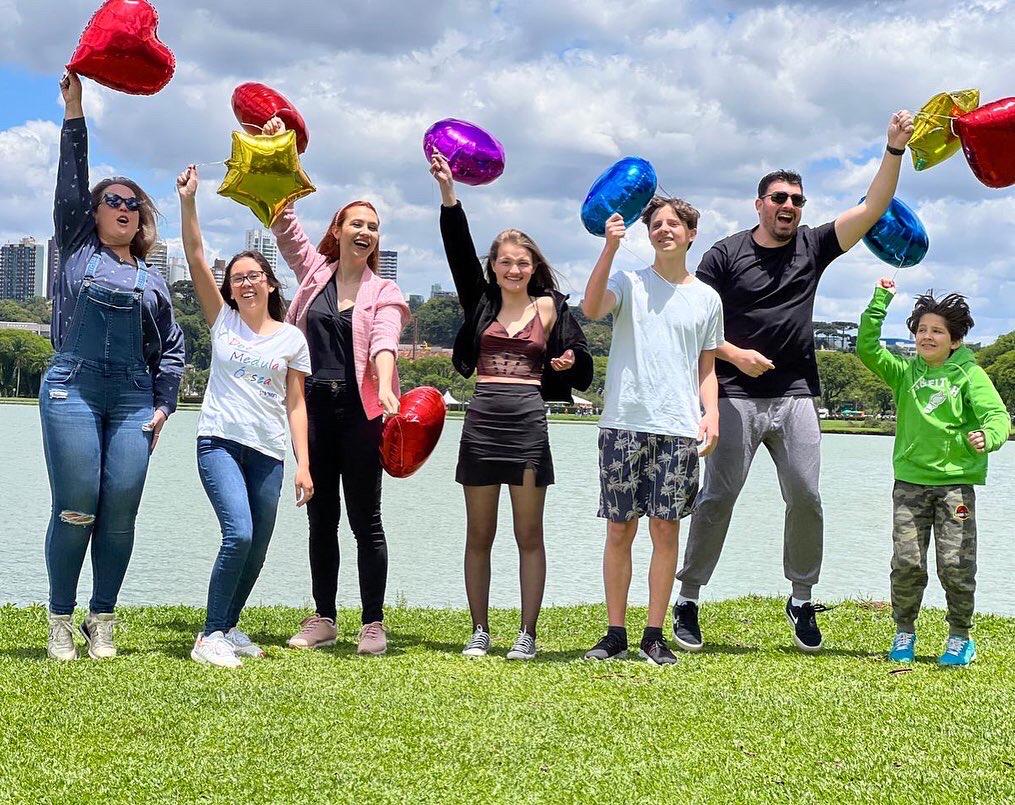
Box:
[225,627,265,658]
[506,629,537,661]
[47,613,77,661]
[462,626,491,658]
[80,612,117,659]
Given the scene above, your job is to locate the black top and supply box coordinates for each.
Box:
[305,277,354,381]
[695,223,843,398]
[438,201,593,402]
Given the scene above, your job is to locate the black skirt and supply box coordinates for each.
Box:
[456,383,554,487]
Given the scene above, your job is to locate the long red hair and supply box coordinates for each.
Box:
[317,200,380,271]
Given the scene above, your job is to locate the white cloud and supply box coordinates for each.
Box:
[2,0,1014,338]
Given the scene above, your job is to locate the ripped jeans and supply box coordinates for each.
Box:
[40,358,154,615]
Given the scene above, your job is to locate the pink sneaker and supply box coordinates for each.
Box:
[287,615,337,649]
[357,621,387,655]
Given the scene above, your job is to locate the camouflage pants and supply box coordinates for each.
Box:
[891,481,977,637]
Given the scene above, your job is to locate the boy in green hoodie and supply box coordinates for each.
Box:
[857,278,1008,667]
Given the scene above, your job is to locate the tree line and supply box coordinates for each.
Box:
[1,288,1013,418]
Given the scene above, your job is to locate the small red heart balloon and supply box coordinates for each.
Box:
[380,387,447,479]
[232,82,310,154]
[954,97,1015,189]
[67,0,175,96]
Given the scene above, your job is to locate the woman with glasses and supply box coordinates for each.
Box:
[176,165,313,668]
[261,118,410,656]
[430,153,593,660]
[41,72,186,661]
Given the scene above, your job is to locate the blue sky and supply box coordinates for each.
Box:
[1,0,1013,340]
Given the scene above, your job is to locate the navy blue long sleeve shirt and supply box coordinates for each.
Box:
[52,117,185,416]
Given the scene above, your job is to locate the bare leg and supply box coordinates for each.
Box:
[604,519,639,628]
[647,518,680,629]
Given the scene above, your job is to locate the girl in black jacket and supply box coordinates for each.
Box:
[430,153,593,660]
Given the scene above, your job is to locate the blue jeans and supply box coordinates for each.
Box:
[40,359,154,615]
[197,436,284,635]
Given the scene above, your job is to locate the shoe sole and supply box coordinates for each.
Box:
[672,632,704,653]
[638,649,678,666]
[287,638,336,650]
[190,649,242,669]
[357,647,387,656]
[939,653,976,668]
[462,649,489,657]
[47,649,78,661]
[582,650,628,661]
[506,652,536,661]
[785,611,822,653]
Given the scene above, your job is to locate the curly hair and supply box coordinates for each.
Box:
[906,291,974,342]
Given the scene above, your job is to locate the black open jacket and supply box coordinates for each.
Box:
[439,201,593,403]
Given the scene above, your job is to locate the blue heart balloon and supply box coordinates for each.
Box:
[861,196,929,268]
[581,157,658,237]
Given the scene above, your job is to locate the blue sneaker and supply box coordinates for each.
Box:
[938,636,976,667]
[888,632,916,663]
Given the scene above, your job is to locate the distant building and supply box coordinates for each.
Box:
[0,320,48,337]
[882,337,918,357]
[378,250,397,281]
[430,282,457,300]
[167,256,189,286]
[147,240,168,281]
[407,294,424,311]
[0,238,46,302]
[245,228,278,271]
[212,259,227,285]
[46,237,60,299]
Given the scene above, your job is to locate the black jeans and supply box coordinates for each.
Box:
[305,378,386,624]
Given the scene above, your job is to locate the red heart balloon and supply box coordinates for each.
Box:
[67,0,175,96]
[955,97,1015,189]
[232,82,310,154]
[380,387,447,479]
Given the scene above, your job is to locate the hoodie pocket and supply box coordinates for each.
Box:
[900,429,979,476]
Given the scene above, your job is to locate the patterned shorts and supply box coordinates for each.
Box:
[597,428,700,522]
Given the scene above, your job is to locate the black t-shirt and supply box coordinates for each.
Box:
[695,222,843,398]
[305,277,355,381]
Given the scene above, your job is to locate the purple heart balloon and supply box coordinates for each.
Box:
[423,118,505,186]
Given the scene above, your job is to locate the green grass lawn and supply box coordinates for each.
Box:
[2,599,1013,803]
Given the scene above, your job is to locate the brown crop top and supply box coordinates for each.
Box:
[476,312,546,381]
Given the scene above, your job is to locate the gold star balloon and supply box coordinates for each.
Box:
[217,129,315,226]
[910,89,980,171]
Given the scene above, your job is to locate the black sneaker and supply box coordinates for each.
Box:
[584,632,628,661]
[785,597,829,653]
[672,601,703,652]
[639,637,678,666]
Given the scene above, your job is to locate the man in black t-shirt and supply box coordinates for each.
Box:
[673,110,915,654]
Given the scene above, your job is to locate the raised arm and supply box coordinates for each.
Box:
[54,72,92,255]
[833,110,915,252]
[581,213,622,320]
[176,165,224,327]
[856,279,907,388]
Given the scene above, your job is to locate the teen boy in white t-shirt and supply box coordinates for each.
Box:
[580,197,724,665]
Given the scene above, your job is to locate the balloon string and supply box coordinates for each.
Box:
[619,239,653,267]
[915,112,957,122]
[191,161,225,169]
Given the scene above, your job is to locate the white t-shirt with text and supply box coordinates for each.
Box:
[600,268,724,437]
[198,306,312,460]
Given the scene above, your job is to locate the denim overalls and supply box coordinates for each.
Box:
[40,253,156,615]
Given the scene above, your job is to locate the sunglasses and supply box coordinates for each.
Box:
[102,192,142,212]
[760,191,806,208]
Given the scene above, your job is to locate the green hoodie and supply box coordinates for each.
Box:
[857,286,1009,486]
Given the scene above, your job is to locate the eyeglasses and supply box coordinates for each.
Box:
[102,192,141,212]
[229,270,266,286]
[760,191,806,208]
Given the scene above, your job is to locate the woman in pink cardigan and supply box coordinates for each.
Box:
[266,118,409,655]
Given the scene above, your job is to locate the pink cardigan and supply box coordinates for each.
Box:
[271,205,410,420]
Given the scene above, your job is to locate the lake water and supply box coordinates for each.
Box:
[2,403,1013,616]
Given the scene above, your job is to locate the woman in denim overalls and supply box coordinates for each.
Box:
[40,73,185,661]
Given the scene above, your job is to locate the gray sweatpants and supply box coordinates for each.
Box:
[677,396,823,600]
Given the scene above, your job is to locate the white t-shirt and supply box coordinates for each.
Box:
[600,268,724,437]
[198,306,312,460]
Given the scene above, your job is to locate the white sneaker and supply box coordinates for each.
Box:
[462,626,491,658]
[191,631,242,669]
[226,627,265,658]
[506,629,537,661]
[47,613,77,661]
[80,612,117,659]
